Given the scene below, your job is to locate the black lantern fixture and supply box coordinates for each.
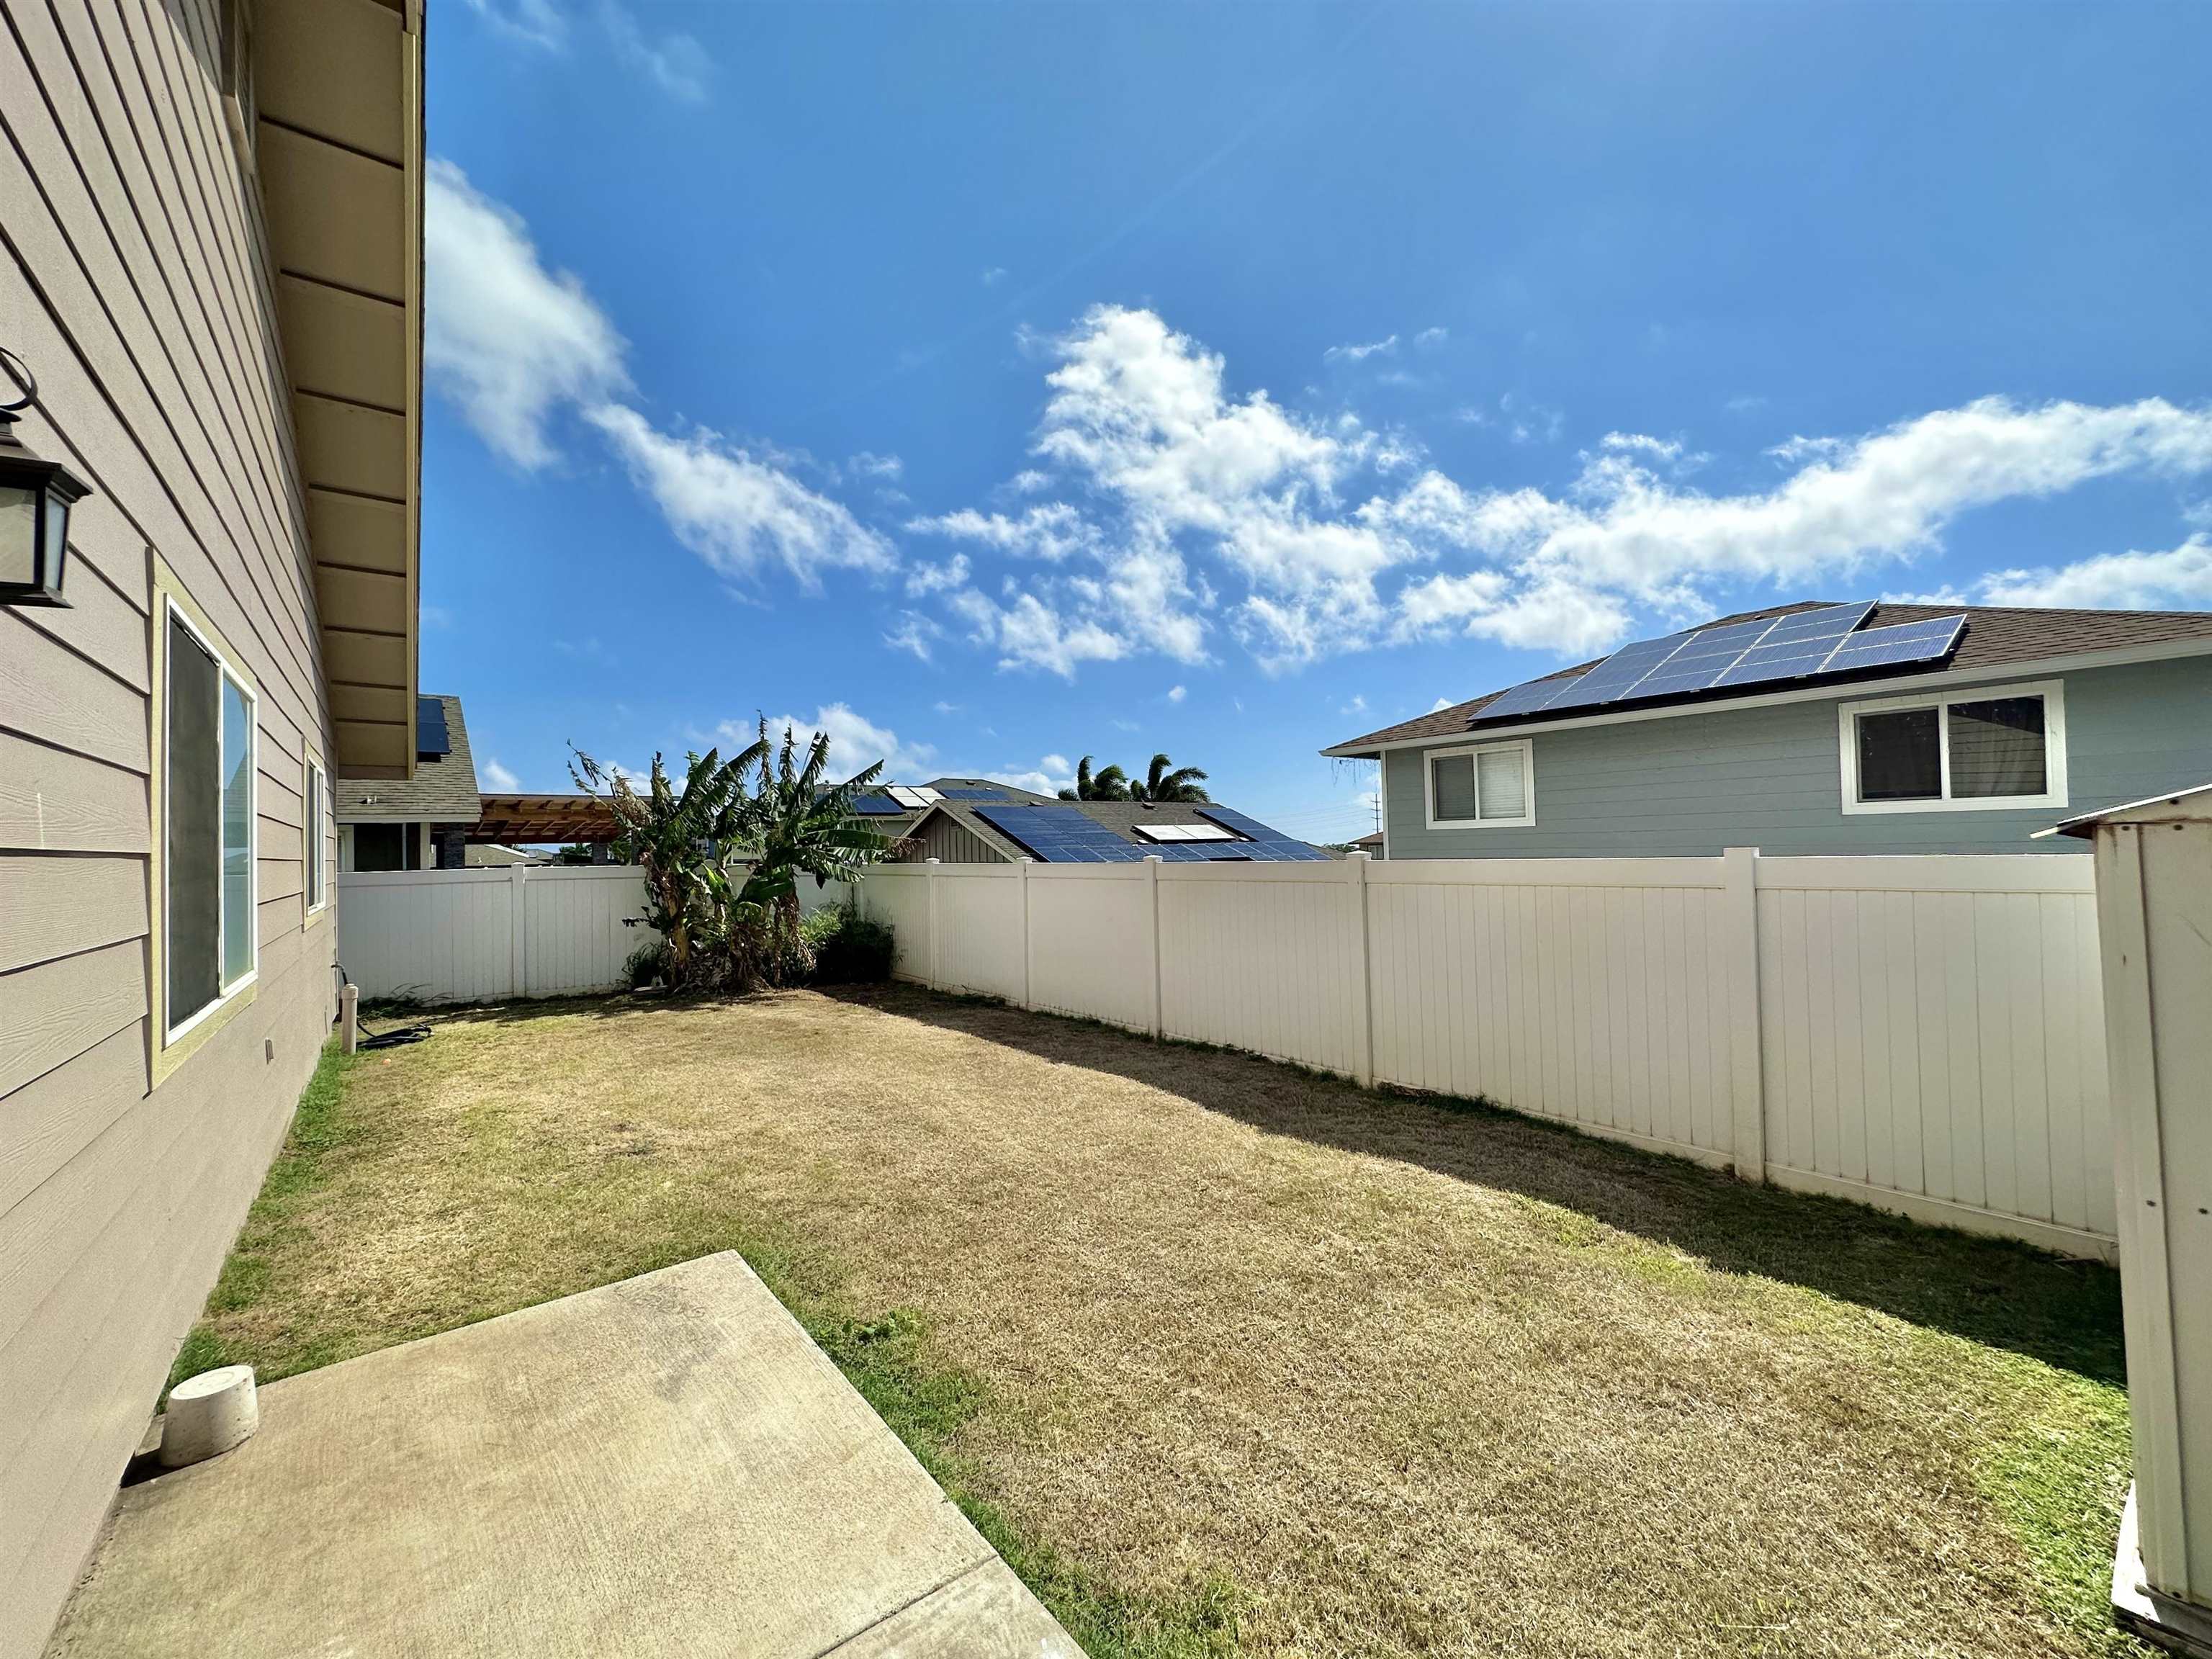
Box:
[0,350,91,608]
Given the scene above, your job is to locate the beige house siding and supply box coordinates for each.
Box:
[0,1,408,1649]
[907,812,1010,864]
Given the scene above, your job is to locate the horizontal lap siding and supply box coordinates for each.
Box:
[1386,657,2212,860]
[1,2,339,1650]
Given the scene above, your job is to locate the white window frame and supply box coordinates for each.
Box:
[1838,678,2069,816]
[304,754,329,917]
[1423,737,1537,830]
[163,593,258,1044]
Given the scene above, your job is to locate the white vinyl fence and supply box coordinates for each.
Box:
[338,866,652,1002]
[860,851,2115,1259]
[337,866,853,1005]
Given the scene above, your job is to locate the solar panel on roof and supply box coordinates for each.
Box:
[1195,807,1331,859]
[1820,613,1966,674]
[850,793,906,815]
[1534,631,1696,714]
[415,696,451,757]
[1618,618,1776,701]
[938,786,1010,800]
[1709,602,1879,688]
[1473,675,1582,721]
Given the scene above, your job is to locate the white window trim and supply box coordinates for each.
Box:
[1423,738,1537,830]
[163,594,259,1044]
[1838,678,2069,816]
[305,755,330,917]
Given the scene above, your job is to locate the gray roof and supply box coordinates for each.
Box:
[903,796,1319,861]
[1324,601,2212,757]
[337,694,482,823]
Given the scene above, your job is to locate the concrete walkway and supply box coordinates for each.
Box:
[48,1254,1079,1658]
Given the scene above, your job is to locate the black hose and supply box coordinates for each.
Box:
[333,961,433,1049]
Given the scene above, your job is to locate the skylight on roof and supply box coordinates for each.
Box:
[886,785,943,809]
[1134,822,1240,842]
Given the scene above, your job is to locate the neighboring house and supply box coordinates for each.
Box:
[1347,830,1386,857]
[1323,601,2212,859]
[464,844,541,868]
[336,694,481,871]
[0,3,424,1653]
[852,778,1329,863]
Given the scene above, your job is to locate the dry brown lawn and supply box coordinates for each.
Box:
[180,986,2140,1659]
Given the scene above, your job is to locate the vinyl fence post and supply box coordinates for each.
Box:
[509,862,529,1002]
[1017,858,1034,1010]
[1348,850,1375,1087]
[926,859,942,989]
[1722,846,1767,1184]
[1143,855,1164,1039]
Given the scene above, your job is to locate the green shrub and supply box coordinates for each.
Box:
[803,902,895,984]
[623,938,671,989]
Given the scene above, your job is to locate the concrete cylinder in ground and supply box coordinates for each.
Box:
[159,1366,259,1467]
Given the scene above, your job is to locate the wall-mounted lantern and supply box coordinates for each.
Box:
[0,351,91,609]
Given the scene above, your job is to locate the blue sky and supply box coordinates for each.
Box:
[424,1,2212,841]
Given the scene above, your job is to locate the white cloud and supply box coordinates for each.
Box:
[425,161,629,468]
[600,1,711,102]
[462,0,567,50]
[1005,469,1051,495]
[883,611,945,661]
[1324,335,1399,363]
[848,451,904,481]
[1429,696,1454,712]
[1413,327,1449,350]
[740,704,936,783]
[905,305,2212,676]
[904,554,971,597]
[589,405,894,588]
[981,266,1008,287]
[1166,684,1187,703]
[1972,535,2212,609]
[907,504,1096,562]
[480,757,521,791]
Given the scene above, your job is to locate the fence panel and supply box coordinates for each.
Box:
[1156,863,1365,1075]
[522,868,654,997]
[933,868,1028,1001]
[1021,867,1154,1032]
[337,868,517,1004]
[338,866,647,1003]
[1753,855,2111,1245]
[1365,860,1743,1165]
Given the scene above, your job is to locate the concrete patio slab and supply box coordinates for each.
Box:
[46,1253,1079,1658]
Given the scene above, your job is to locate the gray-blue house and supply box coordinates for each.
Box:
[1323,601,2212,858]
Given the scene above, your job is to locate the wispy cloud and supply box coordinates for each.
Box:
[981,266,1009,287]
[1324,334,1398,364]
[425,161,629,469]
[600,1,711,102]
[883,611,945,661]
[480,756,522,791]
[1971,535,2212,609]
[589,406,894,589]
[460,0,567,50]
[427,163,890,596]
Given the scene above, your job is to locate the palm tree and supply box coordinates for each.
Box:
[1131,752,1210,802]
[1058,755,1131,801]
[736,719,891,973]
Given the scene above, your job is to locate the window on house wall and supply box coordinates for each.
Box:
[305,760,327,912]
[166,607,257,1035]
[1840,682,2066,813]
[1425,739,1536,829]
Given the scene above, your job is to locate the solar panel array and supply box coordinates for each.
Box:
[1471,603,1964,727]
[974,805,1330,863]
[936,786,1012,800]
[415,696,451,757]
[848,793,907,816]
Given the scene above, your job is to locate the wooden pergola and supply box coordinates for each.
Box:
[467,793,622,846]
